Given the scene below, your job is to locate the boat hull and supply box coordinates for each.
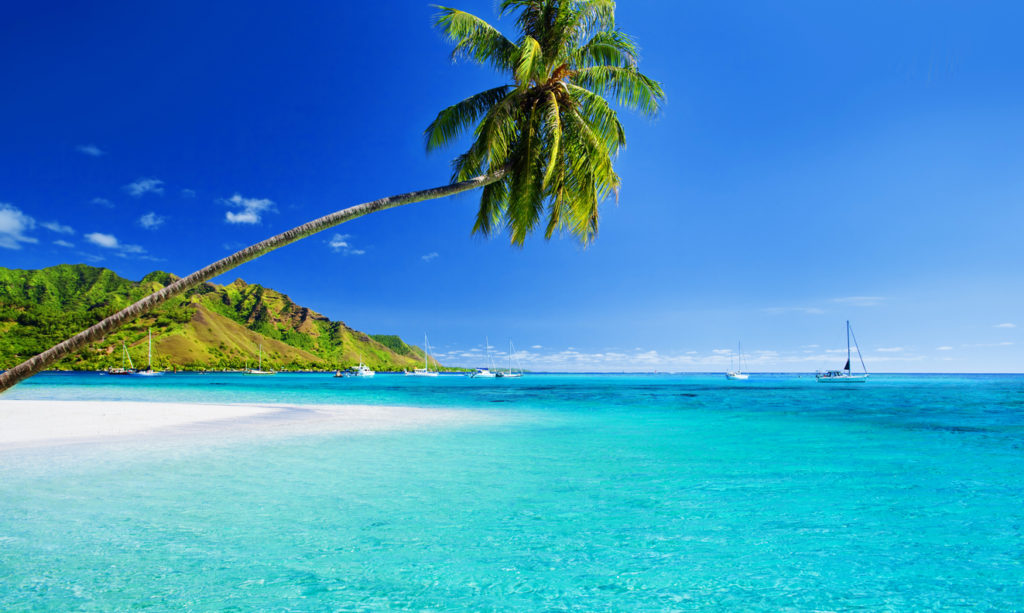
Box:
[816,374,869,383]
[725,372,749,380]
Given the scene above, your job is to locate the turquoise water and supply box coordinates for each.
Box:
[2,373,1023,610]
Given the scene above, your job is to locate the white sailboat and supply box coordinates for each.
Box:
[107,341,136,375]
[817,321,869,383]
[496,339,523,378]
[406,334,440,377]
[245,343,276,375]
[470,336,497,378]
[136,329,161,376]
[725,342,749,380]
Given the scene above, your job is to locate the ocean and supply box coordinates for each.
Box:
[1,372,1022,610]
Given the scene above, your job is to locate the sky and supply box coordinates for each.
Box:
[1,0,1022,372]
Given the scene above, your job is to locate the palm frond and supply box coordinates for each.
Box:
[433,6,517,71]
[571,65,665,116]
[571,30,638,69]
[514,35,543,87]
[541,91,562,189]
[566,83,625,153]
[425,86,513,151]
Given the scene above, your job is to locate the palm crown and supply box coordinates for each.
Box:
[427,0,664,245]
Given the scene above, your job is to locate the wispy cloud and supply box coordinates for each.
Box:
[124,177,164,197]
[421,252,439,262]
[0,204,38,249]
[876,347,904,353]
[832,296,885,306]
[54,239,74,248]
[994,323,1016,328]
[76,144,104,157]
[936,346,953,351]
[964,341,1014,348]
[90,197,114,208]
[448,345,931,372]
[41,221,74,235]
[327,233,365,255]
[84,232,145,256]
[180,188,196,198]
[763,306,825,315]
[223,193,274,224]
[138,212,165,230]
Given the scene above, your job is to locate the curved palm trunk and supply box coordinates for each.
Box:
[0,172,504,393]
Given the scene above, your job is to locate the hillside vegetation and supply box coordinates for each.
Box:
[0,264,446,372]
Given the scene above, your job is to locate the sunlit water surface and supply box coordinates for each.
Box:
[1,372,1023,610]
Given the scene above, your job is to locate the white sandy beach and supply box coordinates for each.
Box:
[0,400,502,449]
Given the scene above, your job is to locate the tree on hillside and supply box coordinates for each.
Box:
[0,0,663,392]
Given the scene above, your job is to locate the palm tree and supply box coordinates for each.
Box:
[0,0,663,393]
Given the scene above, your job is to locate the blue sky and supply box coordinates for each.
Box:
[1,1,1022,372]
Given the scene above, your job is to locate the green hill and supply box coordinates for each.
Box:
[0,264,448,372]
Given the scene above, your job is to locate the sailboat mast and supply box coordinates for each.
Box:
[508,339,512,374]
[258,343,262,370]
[424,334,429,370]
[148,329,152,370]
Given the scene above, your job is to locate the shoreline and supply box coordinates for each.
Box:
[0,399,506,451]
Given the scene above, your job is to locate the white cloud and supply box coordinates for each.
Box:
[0,204,38,250]
[139,212,165,230]
[84,232,145,255]
[124,177,164,197]
[76,144,104,157]
[994,323,1016,328]
[54,240,74,248]
[936,346,953,351]
[223,193,274,224]
[327,233,365,255]
[763,306,825,315]
[876,347,904,352]
[831,296,885,306]
[41,221,74,234]
[180,188,196,198]
[421,252,439,262]
[91,197,114,208]
[85,232,119,248]
[531,345,543,349]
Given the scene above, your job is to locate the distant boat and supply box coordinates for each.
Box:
[725,342,749,380]
[136,329,162,376]
[817,321,869,383]
[406,334,440,377]
[470,336,497,378]
[245,343,276,375]
[496,339,523,378]
[107,341,136,375]
[352,352,375,377]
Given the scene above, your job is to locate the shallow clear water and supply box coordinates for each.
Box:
[2,373,1023,610]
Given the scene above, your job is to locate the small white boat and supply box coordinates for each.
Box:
[136,329,162,376]
[496,339,523,378]
[817,321,869,383]
[107,341,136,375]
[470,337,498,378]
[725,342,749,380]
[245,343,276,375]
[406,334,440,377]
[352,356,375,377]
